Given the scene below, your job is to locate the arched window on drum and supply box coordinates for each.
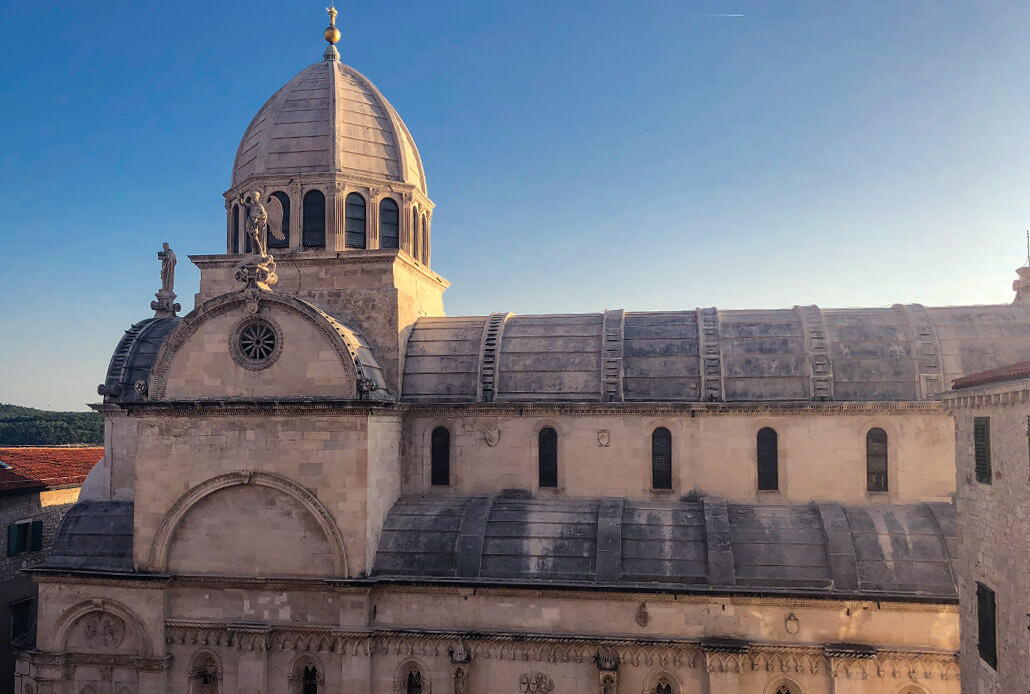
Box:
[302,190,326,248]
[757,427,778,491]
[379,198,399,249]
[345,192,366,249]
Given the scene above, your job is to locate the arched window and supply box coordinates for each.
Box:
[774,686,794,694]
[345,192,366,249]
[431,427,450,486]
[188,653,220,694]
[406,669,423,694]
[302,190,326,248]
[421,212,428,263]
[412,208,421,259]
[268,191,290,249]
[379,198,399,249]
[539,427,558,488]
[652,427,672,489]
[302,665,318,694]
[656,683,672,694]
[757,427,778,491]
[231,205,240,253]
[866,427,888,492]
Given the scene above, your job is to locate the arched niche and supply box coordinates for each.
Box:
[55,599,151,657]
[149,470,347,576]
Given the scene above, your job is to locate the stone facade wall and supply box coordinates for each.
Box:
[405,408,955,505]
[131,413,372,576]
[947,380,1030,694]
[17,578,958,694]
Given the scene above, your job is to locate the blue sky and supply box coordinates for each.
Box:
[2,1,1029,410]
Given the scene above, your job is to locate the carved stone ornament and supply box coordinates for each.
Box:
[453,664,469,694]
[635,602,649,627]
[449,640,472,664]
[594,646,618,671]
[151,242,181,318]
[519,672,554,693]
[599,671,617,694]
[229,316,284,371]
[82,612,125,649]
[597,430,611,447]
[485,427,501,447]
[784,612,800,635]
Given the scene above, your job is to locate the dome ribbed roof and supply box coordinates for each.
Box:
[231,60,426,193]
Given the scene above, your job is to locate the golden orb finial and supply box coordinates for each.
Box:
[324,5,341,45]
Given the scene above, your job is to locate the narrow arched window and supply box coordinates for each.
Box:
[406,670,423,694]
[412,209,421,259]
[231,205,240,253]
[431,427,450,486]
[866,427,888,492]
[345,193,366,249]
[421,213,428,263]
[302,665,318,694]
[302,190,326,248]
[539,427,558,488]
[268,191,290,249]
[656,683,672,694]
[379,198,399,249]
[652,427,672,490]
[757,427,778,491]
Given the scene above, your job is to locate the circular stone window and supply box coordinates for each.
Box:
[229,317,283,370]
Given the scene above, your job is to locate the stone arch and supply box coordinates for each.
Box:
[148,291,384,400]
[765,677,804,694]
[189,650,222,694]
[149,470,347,575]
[394,658,432,693]
[642,670,680,694]
[290,653,325,693]
[893,685,928,694]
[55,598,152,657]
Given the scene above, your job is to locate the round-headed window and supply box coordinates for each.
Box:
[229,317,283,370]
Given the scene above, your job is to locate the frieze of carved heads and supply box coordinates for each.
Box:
[594,646,619,672]
[519,672,555,693]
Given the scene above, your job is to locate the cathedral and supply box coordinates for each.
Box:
[16,9,1030,694]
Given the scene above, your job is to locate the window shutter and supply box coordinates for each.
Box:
[866,428,888,492]
[30,520,43,552]
[7,525,17,557]
[974,417,992,484]
[302,190,327,248]
[344,193,367,249]
[977,583,997,669]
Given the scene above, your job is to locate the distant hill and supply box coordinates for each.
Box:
[0,404,103,445]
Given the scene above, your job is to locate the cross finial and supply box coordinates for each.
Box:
[323,5,341,61]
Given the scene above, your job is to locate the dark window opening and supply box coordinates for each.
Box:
[539,427,558,488]
[430,427,450,486]
[974,417,992,484]
[757,427,778,491]
[302,664,318,694]
[345,192,366,249]
[655,682,672,694]
[652,427,672,490]
[7,520,42,557]
[379,198,399,249]
[231,205,240,253]
[302,190,326,248]
[406,669,423,694]
[977,582,997,669]
[9,598,33,642]
[412,210,421,260]
[866,427,888,492]
[268,191,290,249]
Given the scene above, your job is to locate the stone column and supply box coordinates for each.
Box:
[224,197,233,253]
[328,184,346,252]
[289,180,303,251]
[424,212,432,266]
[368,188,380,249]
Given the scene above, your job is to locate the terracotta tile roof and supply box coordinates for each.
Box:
[0,447,102,493]
[952,360,1030,390]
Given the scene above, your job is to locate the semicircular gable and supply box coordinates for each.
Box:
[150,470,347,577]
[55,599,151,656]
[149,292,389,401]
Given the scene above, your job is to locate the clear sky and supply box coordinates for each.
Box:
[2,1,1029,411]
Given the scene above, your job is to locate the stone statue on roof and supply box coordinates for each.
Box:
[152,242,181,318]
[234,190,279,290]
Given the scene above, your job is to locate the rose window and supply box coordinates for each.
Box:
[238,321,277,360]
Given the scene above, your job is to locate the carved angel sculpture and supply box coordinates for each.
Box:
[240,190,269,258]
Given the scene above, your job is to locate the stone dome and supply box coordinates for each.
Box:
[231,59,426,194]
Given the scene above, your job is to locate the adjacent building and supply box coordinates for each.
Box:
[946,362,1030,694]
[15,10,1030,694]
[0,447,101,692]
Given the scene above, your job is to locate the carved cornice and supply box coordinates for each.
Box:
[160,621,956,681]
